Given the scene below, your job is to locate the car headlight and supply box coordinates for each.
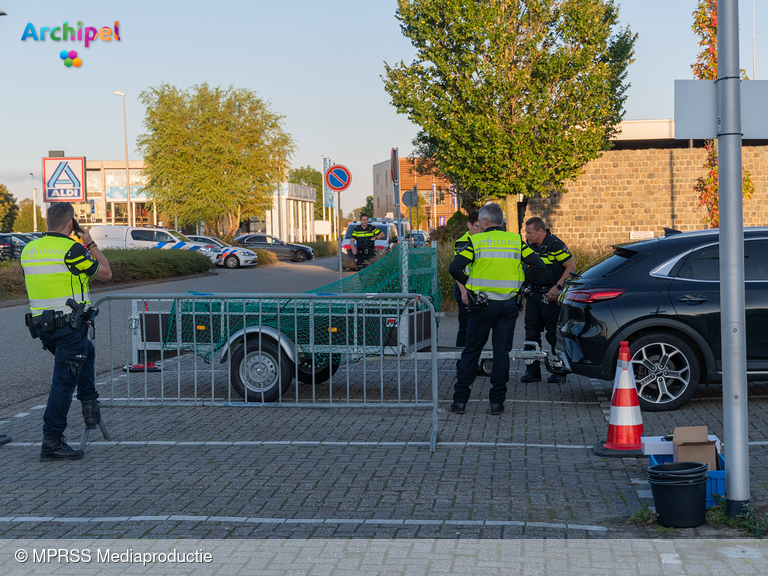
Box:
[199,247,211,253]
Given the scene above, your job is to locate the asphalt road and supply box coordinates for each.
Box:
[0,258,349,409]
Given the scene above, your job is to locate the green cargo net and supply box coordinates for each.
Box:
[162,243,440,365]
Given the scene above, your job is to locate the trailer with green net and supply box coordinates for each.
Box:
[125,243,443,401]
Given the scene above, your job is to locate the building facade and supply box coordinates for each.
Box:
[372,158,458,230]
[524,120,768,247]
[67,160,317,241]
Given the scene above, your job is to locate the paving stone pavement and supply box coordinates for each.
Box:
[1,539,767,575]
[1,311,767,571]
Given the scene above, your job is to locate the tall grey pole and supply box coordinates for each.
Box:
[337,190,342,280]
[718,0,750,518]
[114,91,132,227]
[30,173,37,232]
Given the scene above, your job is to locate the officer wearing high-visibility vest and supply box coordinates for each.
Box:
[448,202,544,415]
[21,202,112,461]
[351,214,384,269]
[521,217,576,385]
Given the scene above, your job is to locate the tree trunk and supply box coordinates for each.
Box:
[505,194,517,233]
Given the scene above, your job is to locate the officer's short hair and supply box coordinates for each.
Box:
[525,217,546,232]
[47,202,75,232]
[360,213,369,219]
[478,203,504,226]
[467,211,479,224]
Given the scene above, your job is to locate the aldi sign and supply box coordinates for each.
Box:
[42,157,87,202]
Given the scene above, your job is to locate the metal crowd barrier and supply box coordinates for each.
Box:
[90,292,441,451]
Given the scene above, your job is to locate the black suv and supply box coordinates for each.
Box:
[557,227,768,411]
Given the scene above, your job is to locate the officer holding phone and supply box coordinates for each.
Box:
[20,202,112,461]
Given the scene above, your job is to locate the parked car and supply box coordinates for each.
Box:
[341,220,402,270]
[556,227,768,412]
[0,234,21,261]
[13,233,36,244]
[233,234,314,262]
[88,225,218,263]
[187,235,257,269]
[409,230,429,247]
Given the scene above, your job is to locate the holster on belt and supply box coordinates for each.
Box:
[25,313,38,339]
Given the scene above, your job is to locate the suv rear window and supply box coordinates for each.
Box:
[580,247,644,278]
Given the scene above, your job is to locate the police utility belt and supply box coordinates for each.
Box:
[25,299,98,339]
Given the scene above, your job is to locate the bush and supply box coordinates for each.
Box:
[0,261,25,302]
[0,249,214,300]
[304,241,338,258]
[93,248,214,287]
[253,249,278,265]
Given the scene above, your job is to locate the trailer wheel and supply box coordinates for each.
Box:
[479,358,493,377]
[230,339,292,402]
[296,358,341,384]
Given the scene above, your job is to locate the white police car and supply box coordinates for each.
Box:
[88,226,218,263]
[187,235,258,269]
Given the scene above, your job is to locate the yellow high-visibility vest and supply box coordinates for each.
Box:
[459,230,531,301]
[20,235,94,317]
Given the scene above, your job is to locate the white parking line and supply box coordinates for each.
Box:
[0,515,608,531]
[4,440,594,449]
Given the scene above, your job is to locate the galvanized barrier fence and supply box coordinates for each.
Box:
[91,292,440,450]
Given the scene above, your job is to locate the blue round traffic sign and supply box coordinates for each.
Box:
[324,165,352,192]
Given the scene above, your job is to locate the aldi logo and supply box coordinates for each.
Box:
[42,157,87,202]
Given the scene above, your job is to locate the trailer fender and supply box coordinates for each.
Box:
[219,326,298,364]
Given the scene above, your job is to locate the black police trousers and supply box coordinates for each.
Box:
[524,294,560,363]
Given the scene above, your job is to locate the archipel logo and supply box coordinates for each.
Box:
[21,21,121,68]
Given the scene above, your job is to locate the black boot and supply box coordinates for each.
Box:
[520,363,541,383]
[40,434,84,462]
[81,399,101,428]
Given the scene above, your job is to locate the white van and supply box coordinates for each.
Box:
[88,226,218,262]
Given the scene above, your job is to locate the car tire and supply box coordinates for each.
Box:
[479,358,493,376]
[293,250,308,263]
[629,333,700,412]
[230,339,293,402]
[224,254,240,269]
[296,357,341,384]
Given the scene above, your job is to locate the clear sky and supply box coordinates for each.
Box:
[0,1,764,215]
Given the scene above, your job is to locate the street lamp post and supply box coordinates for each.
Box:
[29,172,37,232]
[114,91,132,227]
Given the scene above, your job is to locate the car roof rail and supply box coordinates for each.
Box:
[663,227,683,236]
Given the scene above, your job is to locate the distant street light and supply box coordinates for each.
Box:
[114,91,132,227]
[29,172,37,232]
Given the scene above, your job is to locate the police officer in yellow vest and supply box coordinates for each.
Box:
[21,202,112,461]
[449,203,544,415]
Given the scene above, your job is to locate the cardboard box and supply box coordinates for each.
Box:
[641,434,721,456]
[673,426,720,470]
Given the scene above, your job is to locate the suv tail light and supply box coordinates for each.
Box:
[566,288,625,303]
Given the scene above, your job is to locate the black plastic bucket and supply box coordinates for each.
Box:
[647,461,709,528]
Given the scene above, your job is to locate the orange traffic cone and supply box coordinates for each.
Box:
[593,341,645,457]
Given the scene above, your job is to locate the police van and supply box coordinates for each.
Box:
[87,225,219,262]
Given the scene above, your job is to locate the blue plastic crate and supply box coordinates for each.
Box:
[648,453,725,508]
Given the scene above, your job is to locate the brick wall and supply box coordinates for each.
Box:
[524,145,768,247]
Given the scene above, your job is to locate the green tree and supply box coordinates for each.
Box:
[288,165,325,220]
[0,183,19,232]
[384,0,636,229]
[137,83,295,237]
[13,199,45,232]
[691,0,753,228]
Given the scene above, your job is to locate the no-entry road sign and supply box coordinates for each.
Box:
[324,165,352,192]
